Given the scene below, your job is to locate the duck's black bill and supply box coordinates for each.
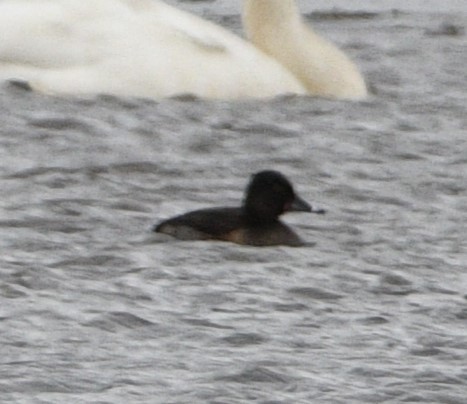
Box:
[310,206,326,214]
[290,195,326,214]
[290,195,312,212]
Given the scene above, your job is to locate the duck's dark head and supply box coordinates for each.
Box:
[243,170,316,224]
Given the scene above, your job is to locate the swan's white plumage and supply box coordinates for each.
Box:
[244,0,367,99]
[0,0,366,100]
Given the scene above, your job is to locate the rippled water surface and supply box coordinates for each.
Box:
[1,1,467,403]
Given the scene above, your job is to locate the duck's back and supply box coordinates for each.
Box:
[155,207,304,247]
[155,207,243,240]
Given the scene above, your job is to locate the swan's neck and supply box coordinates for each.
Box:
[243,0,302,42]
[242,0,368,99]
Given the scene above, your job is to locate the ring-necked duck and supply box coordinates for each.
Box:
[154,170,325,247]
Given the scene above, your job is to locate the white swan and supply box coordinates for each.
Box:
[0,0,367,100]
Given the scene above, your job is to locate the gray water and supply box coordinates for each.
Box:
[1,1,467,403]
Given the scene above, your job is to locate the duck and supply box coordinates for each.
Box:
[154,170,325,247]
[0,0,367,100]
